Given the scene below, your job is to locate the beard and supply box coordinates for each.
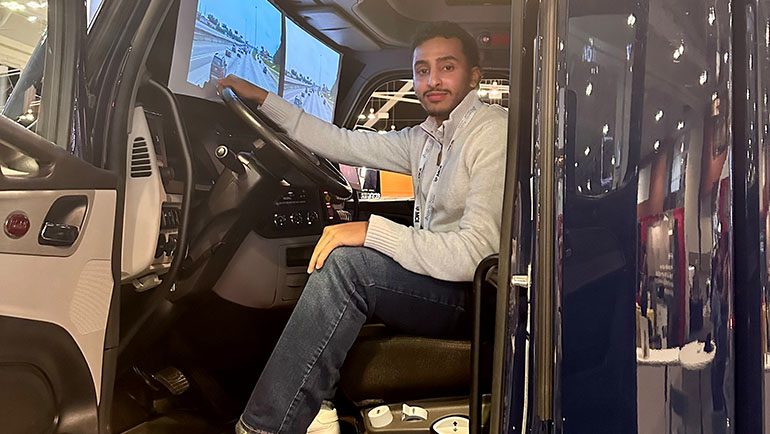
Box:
[418,88,468,122]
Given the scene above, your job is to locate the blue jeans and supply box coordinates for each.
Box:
[237,247,471,433]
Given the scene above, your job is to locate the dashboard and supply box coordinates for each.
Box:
[120,94,340,306]
[121,0,348,305]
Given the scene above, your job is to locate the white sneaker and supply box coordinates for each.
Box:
[307,401,341,434]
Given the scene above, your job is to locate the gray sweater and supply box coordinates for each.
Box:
[259,90,508,281]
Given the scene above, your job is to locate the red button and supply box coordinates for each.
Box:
[5,213,30,239]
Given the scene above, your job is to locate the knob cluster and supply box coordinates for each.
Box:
[273,211,319,229]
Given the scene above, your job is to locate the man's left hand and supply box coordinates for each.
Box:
[308,221,369,273]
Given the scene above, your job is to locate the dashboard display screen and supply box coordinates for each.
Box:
[169,0,282,99]
[282,18,341,122]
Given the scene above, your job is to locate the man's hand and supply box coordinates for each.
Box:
[308,221,369,273]
[216,75,268,105]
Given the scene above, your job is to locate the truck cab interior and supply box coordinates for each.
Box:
[4,0,762,432]
[85,0,514,432]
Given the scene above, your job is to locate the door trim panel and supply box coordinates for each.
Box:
[0,315,98,434]
[0,189,116,400]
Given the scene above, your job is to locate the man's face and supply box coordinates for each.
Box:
[412,36,481,123]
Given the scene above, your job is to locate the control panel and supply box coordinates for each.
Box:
[255,186,333,238]
[155,202,181,261]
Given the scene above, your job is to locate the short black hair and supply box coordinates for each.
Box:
[411,21,480,69]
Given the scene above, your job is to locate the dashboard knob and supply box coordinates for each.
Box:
[290,212,304,226]
[306,211,319,225]
[273,214,287,229]
[215,145,246,176]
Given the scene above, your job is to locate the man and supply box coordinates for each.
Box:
[218,21,508,434]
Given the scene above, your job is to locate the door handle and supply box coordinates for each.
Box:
[39,221,80,246]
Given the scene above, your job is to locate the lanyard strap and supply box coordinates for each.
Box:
[413,106,478,229]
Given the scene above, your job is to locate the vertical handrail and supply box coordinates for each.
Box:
[489,0,527,432]
[470,254,499,434]
[534,0,559,424]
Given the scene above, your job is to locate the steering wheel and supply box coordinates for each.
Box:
[220,88,352,199]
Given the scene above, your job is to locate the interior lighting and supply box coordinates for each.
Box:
[367,108,375,120]
[766,22,770,46]
[391,125,396,130]
[724,52,729,63]
[699,70,708,85]
[713,92,719,101]
[680,142,685,152]
[584,146,591,156]
[577,185,583,192]
[611,156,616,165]
[477,89,488,97]
[358,114,366,120]
[575,162,579,168]
[587,179,592,190]
[708,7,716,26]
[655,110,664,122]
[585,82,593,96]
[654,140,660,150]
[490,88,501,98]
[1,1,25,10]
[677,120,685,130]
[673,43,685,61]
[602,124,609,135]
[627,14,636,27]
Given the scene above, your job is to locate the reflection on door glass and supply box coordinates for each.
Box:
[560,0,733,433]
[0,2,47,131]
[756,1,770,432]
[567,17,636,195]
[348,78,509,200]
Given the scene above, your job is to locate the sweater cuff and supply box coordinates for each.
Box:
[259,92,295,124]
[364,215,403,258]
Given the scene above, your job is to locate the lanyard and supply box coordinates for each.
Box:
[413,106,478,229]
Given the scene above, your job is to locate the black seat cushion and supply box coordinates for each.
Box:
[339,324,471,406]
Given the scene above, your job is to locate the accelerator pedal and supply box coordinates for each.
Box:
[152,367,190,396]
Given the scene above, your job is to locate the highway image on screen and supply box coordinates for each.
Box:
[187,0,281,93]
[283,19,341,122]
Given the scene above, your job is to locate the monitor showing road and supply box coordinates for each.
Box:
[282,18,341,122]
[169,0,282,100]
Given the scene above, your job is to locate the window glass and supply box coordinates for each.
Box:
[558,0,733,432]
[0,2,47,132]
[87,0,103,24]
[347,77,509,200]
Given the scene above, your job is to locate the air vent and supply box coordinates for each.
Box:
[130,137,152,178]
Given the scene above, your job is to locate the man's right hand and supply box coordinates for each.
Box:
[216,75,268,106]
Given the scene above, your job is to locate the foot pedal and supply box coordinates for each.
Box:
[152,367,190,395]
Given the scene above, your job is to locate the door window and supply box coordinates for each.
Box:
[0,2,48,135]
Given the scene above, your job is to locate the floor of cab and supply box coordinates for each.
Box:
[122,412,229,434]
[111,292,361,434]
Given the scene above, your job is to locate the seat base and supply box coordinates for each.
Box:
[339,324,471,406]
